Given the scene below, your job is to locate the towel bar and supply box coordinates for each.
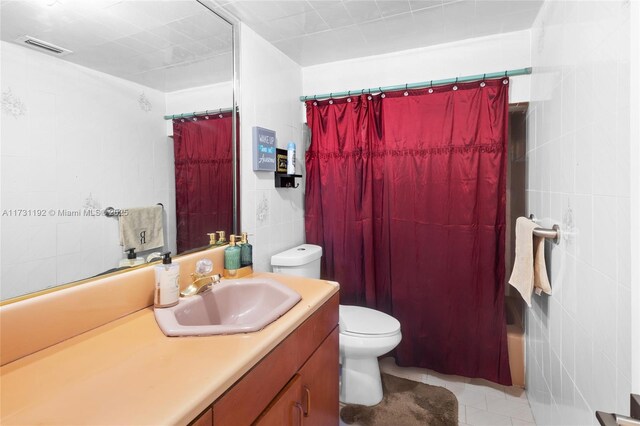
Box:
[528,214,560,244]
[105,203,164,218]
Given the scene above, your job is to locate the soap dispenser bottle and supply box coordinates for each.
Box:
[224,235,241,270]
[119,248,145,267]
[154,252,180,308]
[240,232,253,267]
[216,230,227,246]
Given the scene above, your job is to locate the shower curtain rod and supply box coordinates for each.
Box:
[163,106,235,120]
[299,67,532,102]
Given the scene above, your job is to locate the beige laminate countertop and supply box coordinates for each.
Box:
[0,273,339,425]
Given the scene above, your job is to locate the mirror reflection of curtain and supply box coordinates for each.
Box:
[173,113,233,253]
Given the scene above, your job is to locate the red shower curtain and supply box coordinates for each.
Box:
[305,79,511,385]
[173,113,233,253]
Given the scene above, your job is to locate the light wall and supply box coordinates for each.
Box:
[525,1,633,424]
[164,81,233,136]
[302,29,532,107]
[0,41,173,300]
[630,0,640,396]
[238,23,305,272]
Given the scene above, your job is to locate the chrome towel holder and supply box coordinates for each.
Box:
[528,214,560,244]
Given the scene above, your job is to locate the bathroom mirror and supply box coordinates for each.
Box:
[0,0,238,301]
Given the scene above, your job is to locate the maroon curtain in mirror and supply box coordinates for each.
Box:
[173,113,233,253]
[305,79,511,385]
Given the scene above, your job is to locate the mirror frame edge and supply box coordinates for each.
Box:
[0,1,241,307]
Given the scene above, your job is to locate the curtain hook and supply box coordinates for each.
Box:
[504,70,508,77]
[428,80,434,94]
[304,95,307,101]
[453,77,458,91]
[404,83,409,96]
[329,93,334,104]
[361,89,365,95]
[480,73,486,87]
[379,87,385,98]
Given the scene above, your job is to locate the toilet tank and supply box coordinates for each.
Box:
[271,244,322,279]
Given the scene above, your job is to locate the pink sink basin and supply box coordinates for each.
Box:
[154,277,301,337]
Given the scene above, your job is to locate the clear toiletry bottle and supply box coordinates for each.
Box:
[287,142,296,174]
[119,248,145,267]
[224,235,241,270]
[154,252,180,308]
[240,232,253,267]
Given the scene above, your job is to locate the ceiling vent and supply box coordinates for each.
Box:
[15,36,72,56]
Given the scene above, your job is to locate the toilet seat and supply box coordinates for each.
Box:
[339,305,400,337]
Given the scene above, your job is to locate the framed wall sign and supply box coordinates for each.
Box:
[252,126,276,171]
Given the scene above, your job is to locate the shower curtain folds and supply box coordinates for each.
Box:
[305,78,511,385]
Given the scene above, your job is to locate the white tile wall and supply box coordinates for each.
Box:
[302,29,533,108]
[164,81,233,136]
[525,1,633,424]
[238,24,305,272]
[0,41,173,300]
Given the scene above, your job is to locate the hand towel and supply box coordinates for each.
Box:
[119,205,165,252]
[508,216,552,307]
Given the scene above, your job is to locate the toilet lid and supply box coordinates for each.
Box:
[339,305,400,336]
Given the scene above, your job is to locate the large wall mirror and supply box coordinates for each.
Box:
[0,0,238,301]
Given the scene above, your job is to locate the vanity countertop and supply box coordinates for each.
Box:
[0,272,339,425]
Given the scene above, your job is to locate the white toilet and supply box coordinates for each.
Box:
[271,244,402,406]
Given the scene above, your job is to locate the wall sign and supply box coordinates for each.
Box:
[252,126,276,171]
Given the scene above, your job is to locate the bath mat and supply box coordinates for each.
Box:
[340,373,457,426]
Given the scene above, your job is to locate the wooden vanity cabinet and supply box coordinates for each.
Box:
[209,293,339,426]
[189,407,213,426]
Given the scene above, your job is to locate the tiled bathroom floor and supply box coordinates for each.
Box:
[339,357,536,426]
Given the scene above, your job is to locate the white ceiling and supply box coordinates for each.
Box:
[215,0,543,66]
[0,0,233,92]
[0,1,543,91]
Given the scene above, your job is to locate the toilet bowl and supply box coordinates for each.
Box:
[339,305,401,406]
[271,244,402,407]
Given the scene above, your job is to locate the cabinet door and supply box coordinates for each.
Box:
[299,328,339,426]
[189,407,212,426]
[254,374,303,426]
